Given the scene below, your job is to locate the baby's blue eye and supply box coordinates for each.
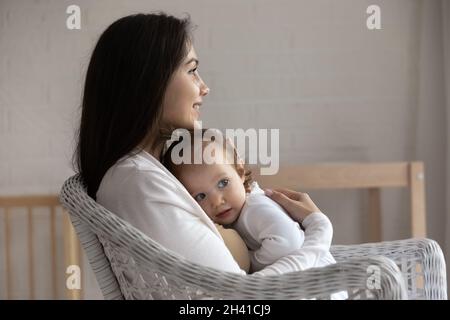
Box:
[194,193,206,202]
[218,179,229,189]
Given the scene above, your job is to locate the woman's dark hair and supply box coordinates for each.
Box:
[74,13,193,199]
[162,129,253,193]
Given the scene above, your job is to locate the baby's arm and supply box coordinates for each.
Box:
[262,188,333,258]
[301,211,333,249]
[252,211,334,276]
[242,198,305,272]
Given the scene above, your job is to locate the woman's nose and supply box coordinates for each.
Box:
[198,76,210,96]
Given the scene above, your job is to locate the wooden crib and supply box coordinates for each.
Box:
[0,196,82,299]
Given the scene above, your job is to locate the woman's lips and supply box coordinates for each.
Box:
[216,208,232,218]
[193,104,200,117]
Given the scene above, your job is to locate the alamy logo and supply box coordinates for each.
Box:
[66,265,81,290]
[366,5,381,30]
[66,5,81,30]
[166,121,280,175]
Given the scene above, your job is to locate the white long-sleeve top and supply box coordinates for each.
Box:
[233,181,336,272]
[96,150,337,277]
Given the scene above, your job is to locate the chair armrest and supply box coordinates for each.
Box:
[331,238,447,299]
[107,237,408,299]
[200,255,408,300]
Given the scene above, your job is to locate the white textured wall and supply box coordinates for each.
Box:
[0,0,446,299]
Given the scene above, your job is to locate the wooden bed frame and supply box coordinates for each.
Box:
[0,196,82,300]
[254,161,427,242]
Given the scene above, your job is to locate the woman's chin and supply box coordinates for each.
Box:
[193,119,202,129]
[171,119,198,130]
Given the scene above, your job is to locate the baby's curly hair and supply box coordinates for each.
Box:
[162,128,253,193]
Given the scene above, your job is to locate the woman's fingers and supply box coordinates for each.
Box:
[273,188,303,201]
[266,189,299,214]
[265,187,321,222]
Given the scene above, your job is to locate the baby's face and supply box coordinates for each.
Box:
[178,160,247,226]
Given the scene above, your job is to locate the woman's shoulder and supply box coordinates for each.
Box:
[97,149,180,199]
[115,149,167,173]
[113,149,182,179]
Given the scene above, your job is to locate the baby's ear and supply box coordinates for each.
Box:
[235,161,246,182]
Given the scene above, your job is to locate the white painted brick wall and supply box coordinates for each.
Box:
[1,0,444,298]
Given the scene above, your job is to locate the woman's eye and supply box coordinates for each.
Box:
[194,193,206,202]
[189,67,198,74]
[218,179,229,188]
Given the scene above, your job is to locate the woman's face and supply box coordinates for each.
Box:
[162,46,210,130]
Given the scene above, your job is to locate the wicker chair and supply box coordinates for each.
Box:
[59,174,447,300]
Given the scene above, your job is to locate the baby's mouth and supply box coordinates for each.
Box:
[216,208,232,218]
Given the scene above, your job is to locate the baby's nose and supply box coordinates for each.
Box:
[211,192,225,208]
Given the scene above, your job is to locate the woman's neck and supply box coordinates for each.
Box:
[142,124,174,160]
[147,143,164,160]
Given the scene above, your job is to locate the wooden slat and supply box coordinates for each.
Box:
[27,207,35,300]
[50,207,58,299]
[1,196,84,300]
[409,162,427,238]
[0,196,60,207]
[63,213,82,300]
[254,161,427,240]
[255,162,409,190]
[4,208,12,300]
[368,188,381,242]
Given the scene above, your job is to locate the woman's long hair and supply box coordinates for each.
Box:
[74,13,192,199]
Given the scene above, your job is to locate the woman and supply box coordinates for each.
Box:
[74,12,333,276]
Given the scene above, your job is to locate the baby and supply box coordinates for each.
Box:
[162,128,336,273]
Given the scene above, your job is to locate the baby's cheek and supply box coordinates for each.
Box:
[201,203,213,218]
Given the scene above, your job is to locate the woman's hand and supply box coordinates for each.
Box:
[264,188,321,223]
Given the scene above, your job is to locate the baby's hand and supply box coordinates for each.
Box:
[264,188,321,223]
